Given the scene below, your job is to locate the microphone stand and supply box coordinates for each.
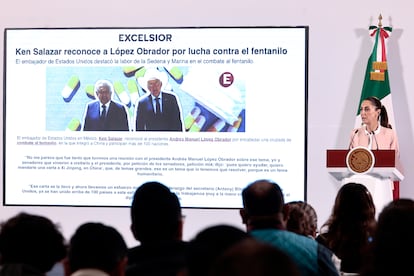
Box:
[348,129,359,150]
[371,131,379,150]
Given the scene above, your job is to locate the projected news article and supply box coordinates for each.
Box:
[4,27,308,208]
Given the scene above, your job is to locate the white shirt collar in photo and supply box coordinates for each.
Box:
[151,93,162,101]
[364,124,381,149]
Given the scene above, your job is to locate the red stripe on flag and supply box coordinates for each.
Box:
[393,181,400,200]
[379,28,388,63]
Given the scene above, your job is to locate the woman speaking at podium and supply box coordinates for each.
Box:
[347,96,400,215]
[349,96,399,154]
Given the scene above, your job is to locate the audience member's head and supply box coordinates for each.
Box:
[209,239,300,276]
[318,182,376,273]
[0,212,66,274]
[130,181,183,243]
[240,180,340,276]
[320,182,376,241]
[361,198,414,276]
[285,201,318,238]
[330,182,376,224]
[65,222,127,276]
[184,225,250,276]
[240,179,286,231]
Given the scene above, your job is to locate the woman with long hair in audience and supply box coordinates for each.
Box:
[316,183,376,274]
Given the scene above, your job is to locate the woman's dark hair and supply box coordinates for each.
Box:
[364,96,392,128]
[318,183,376,272]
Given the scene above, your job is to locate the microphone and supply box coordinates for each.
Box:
[371,131,379,150]
[348,129,359,150]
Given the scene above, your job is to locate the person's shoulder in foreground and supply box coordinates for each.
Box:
[240,179,339,276]
[360,198,414,276]
[209,238,301,276]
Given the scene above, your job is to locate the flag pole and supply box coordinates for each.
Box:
[378,14,382,28]
[355,15,400,199]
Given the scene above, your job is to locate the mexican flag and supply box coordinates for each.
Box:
[355,22,394,129]
[355,18,399,198]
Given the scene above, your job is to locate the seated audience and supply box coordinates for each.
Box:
[126,181,188,276]
[64,222,128,276]
[240,179,339,276]
[361,199,414,276]
[209,238,300,276]
[182,224,250,276]
[285,201,318,238]
[316,182,376,274]
[0,212,66,276]
[285,200,342,272]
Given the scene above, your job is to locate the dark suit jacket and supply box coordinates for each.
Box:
[83,100,129,131]
[135,92,183,131]
[126,241,189,276]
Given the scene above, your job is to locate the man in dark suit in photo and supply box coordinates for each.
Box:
[135,68,183,131]
[82,80,129,131]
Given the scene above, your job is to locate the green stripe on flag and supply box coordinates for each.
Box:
[356,29,391,116]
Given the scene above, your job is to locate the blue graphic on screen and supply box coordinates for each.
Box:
[45,66,246,132]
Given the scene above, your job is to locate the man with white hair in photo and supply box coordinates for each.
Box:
[135,68,183,131]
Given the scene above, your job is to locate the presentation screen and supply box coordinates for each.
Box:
[3,27,308,208]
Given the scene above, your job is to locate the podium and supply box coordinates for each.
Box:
[326,149,404,215]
